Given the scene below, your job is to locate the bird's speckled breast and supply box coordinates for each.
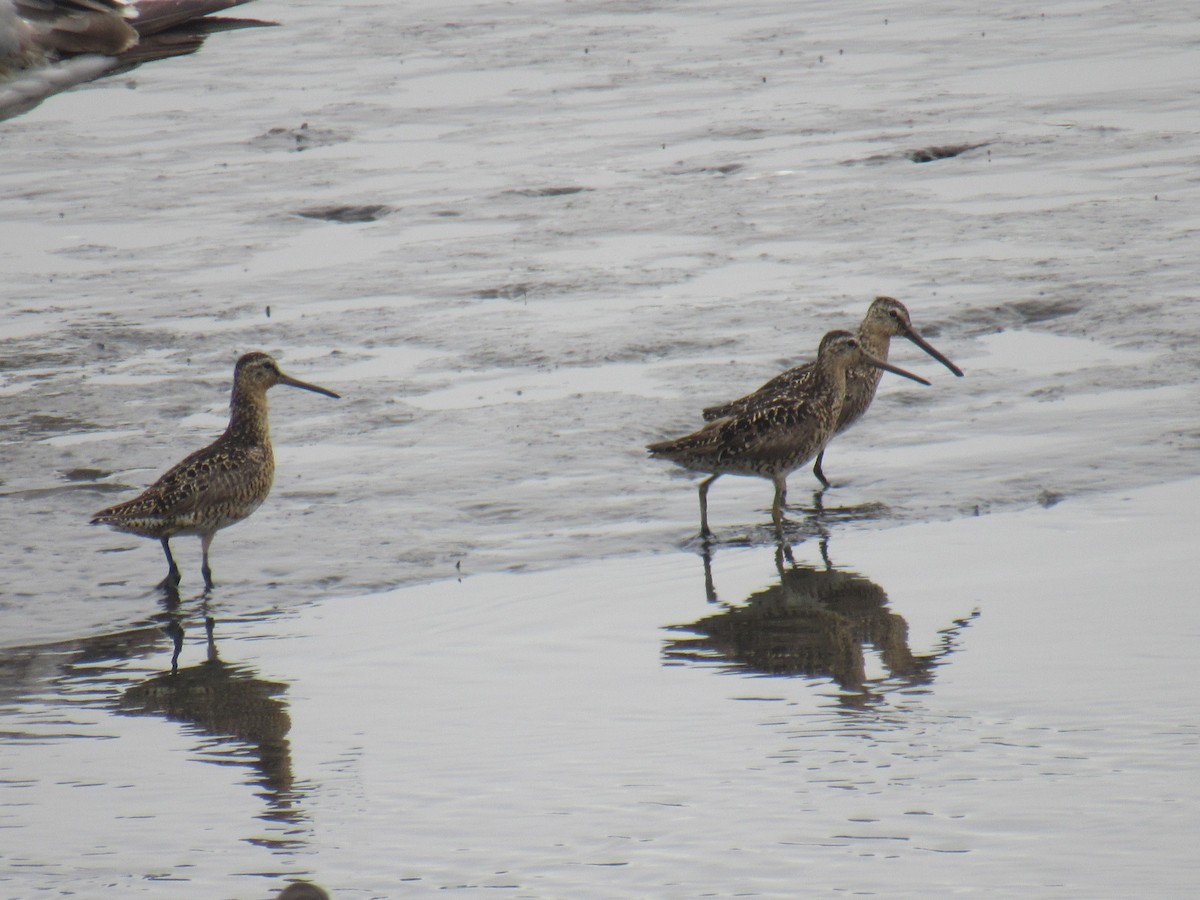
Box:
[837,332,891,431]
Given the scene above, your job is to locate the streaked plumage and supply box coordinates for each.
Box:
[276,883,331,900]
[1,0,262,69]
[702,297,962,486]
[1,0,272,120]
[91,351,339,590]
[648,330,930,535]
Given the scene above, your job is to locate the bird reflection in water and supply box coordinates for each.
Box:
[664,532,977,707]
[118,616,305,838]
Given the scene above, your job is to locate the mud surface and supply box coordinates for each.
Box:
[1,1,1198,897]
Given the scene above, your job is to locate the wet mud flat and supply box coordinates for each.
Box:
[1,0,1199,896]
[1,0,1197,639]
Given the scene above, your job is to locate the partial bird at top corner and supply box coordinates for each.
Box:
[1,0,276,121]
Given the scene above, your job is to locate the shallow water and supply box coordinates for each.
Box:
[2,0,1199,897]
[4,480,1197,897]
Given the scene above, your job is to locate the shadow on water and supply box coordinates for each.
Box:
[0,605,307,849]
[117,616,304,843]
[663,512,979,708]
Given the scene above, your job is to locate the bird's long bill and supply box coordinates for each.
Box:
[279,372,341,399]
[860,351,931,386]
[904,329,964,377]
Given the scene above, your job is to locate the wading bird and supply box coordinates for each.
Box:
[649,330,930,535]
[702,297,962,486]
[92,352,339,591]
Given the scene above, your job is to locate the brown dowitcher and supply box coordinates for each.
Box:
[276,883,331,900]
[703,296,962,487]
[648,330,930,536]
[91,351,339,591]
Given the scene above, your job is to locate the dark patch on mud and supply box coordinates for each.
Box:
[63,468,110,482]
[1007,297,1085,323]
[472,280,579,300]
[1036,489,1064,508]
[2,325,192,377]
[846,142,990,166]
[5,482,126,500]
[607,337,747,363]
[1,414,102,438]
[888,391,941,409]
[501,186,592,198]
[950,296,1085,336]
[666,163,744,176]
[474,282,535,300]
[295,205,394,223]
[906,143,990,163]
[250,123,349,152]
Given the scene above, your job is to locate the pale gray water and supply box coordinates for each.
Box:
[1,0,1198,897]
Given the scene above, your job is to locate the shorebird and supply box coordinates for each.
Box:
[1,0,271,119]
[702,297,962,487]
[276,883,331,900]
[648,330,930,536]
[91,352,339,591]
[1,0,266,71]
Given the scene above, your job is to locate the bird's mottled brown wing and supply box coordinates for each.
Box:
[93,437,271,529]
[14,0,139,56]
[702,361,816,422]
[706,393,829,467]
[143,440,270,513]
[651,382,833,470]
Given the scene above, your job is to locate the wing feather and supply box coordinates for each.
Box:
[702,361,816,422]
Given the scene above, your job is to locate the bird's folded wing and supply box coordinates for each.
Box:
[146,442,269,514]
[703,361,814,422]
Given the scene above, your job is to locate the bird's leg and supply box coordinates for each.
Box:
[771,475,789,527]
[158,538,182,589]
[200,533,215,592]
[812,449,832,488]
[698,474,719,538]
[701,536,718,603]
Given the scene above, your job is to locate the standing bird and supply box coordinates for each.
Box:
[91,352,340,591]
[648,331,930,536]
[702,297,962,487]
